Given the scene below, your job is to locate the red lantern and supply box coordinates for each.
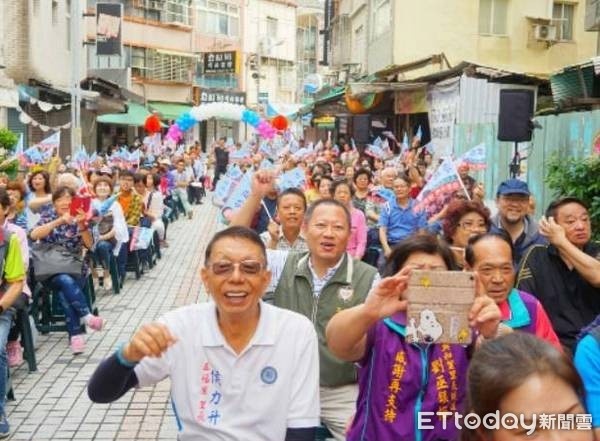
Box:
[144,114,162,134]
[271,115,288,131]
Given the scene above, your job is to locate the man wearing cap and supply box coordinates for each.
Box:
[490,179,546,266]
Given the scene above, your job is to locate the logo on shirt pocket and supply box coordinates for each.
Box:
[260,366,278,385]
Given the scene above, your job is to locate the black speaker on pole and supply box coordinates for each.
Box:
[497,89,535,142]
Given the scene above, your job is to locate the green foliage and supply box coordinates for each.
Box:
[0,128,18,151]
[546,155,600,241]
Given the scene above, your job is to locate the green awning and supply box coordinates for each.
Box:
[97,102,152,126]
[148,101,193,120]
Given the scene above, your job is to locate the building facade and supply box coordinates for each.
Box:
[367,0,597,77]
[244,0,298,114]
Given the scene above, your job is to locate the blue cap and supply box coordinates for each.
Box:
[496,179,530,197]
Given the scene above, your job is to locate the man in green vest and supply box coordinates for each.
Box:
[232,170,380,440]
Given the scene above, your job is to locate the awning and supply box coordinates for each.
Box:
[148,101,192,120]
[266,102,304,118]
[97,102,152,126]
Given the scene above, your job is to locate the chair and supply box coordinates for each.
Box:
[16,305,37,372]
[31,274,97,335]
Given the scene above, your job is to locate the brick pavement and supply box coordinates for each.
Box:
[6,202,221,440]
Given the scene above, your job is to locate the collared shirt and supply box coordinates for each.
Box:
[517,242,600,352]
[378,199,427,244]
[135,301,320,440]
[266,250,380,296]
[260,230,308,253]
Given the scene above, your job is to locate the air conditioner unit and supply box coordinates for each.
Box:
[534,24,557,41]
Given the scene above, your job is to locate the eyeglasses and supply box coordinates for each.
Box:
[459,221,488,231]
[207,260,265,276]
[500,195,529,203]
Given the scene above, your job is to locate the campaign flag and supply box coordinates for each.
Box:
[226,137,235,147]
[37,132,60,152]
[213,175,235,207]
[351,138,357,151]
[455,143,486,170]
[413,157,462,216]
[230,146,251,160]
[278,167,306,191]
[223,170,253,212]
[259,159,275,170]
[226,164,243,181]
[128,149,141,165]
[415,125,423,141]
[13,133,23,155]
[401,132,409,155]
[365,143,385,159]
[93,194,119,217]
[289,138,299,154]
[382,131,399,146]
[23,146,43,164]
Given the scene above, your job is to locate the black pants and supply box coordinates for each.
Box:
[213,167,226,190]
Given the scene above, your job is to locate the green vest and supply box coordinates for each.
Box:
[273,252,378,387]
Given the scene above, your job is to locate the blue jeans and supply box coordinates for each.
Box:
[93,240,114,270]
[117,240,129,280]
[0,308,14,415]
[47,274,90,336]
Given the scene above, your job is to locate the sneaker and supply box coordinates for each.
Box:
[188,210,193,220]
[86,315,105,332]
[0,413,10,438]
[70,335,85,355]
[6,341,23,368]
[103,276,113,292]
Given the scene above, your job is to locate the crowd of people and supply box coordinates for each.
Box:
[0,143,210,437]
[85,132,600,441]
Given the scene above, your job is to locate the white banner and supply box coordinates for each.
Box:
[427,78,460,157]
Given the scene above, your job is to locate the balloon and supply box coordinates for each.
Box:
[144,115,161,134]
[271,115,288,131]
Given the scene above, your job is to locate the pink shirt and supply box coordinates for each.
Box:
[347,207,367,259]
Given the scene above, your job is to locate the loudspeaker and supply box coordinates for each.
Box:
[497,89,535,142]
[352,115,370,144]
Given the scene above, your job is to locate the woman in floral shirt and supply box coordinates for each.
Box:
[30,186,105,355]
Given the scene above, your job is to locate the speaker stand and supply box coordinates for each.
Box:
[509,142,521,179]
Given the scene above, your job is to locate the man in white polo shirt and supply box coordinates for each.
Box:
[87,226,320,441]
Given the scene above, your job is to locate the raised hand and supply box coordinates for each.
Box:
[363,267,411,319]
[122,323,178,363]
[251,170,276,197]
[539,216,568,247]
[469,278,501,339]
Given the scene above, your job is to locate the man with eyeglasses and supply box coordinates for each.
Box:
[88,226,320,441]
[464,232,560,349]
[517,197,600,353]
[490,179,546,266]
[248,170,380,440]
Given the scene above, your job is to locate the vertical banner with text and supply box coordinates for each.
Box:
[427,78,460,157]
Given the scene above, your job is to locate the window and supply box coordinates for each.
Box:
[52,0,59,26]
[196,1,239,37]
[278,66,295,91]
[266,17,278,38]
[164,0,191,25]
[33,0,40,16]
[370,0,390,40]
[553,2,574,41]
[152,51,194,82]
[479,0,508,35]
[130,47,148,78]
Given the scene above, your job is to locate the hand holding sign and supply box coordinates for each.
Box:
[363,267,411,320]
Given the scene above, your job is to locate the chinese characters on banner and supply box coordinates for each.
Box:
[427,78,460,158]
[203,51,237,74]
[200,90,246,106]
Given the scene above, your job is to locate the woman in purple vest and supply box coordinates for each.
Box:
[326,234,502,441]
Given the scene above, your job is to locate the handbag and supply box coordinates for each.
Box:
[140,192,154,228]
[30,242,84,282]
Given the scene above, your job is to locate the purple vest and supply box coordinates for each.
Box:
[347,313,470,441]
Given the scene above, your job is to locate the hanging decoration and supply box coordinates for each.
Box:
[271,115,289,131]
[15,106,71,131]
[18,87,70,112]
[165,103,278,143]
[144,114,162,134]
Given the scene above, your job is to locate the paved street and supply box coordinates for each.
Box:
[6,202,220,440]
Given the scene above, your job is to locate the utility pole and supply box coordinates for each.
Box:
[70,0,82,156]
